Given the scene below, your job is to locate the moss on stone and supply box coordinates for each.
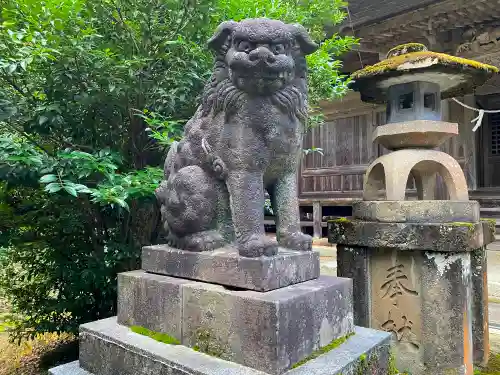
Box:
[387,350,410,375]
[474,352,500,374]
[445,222,477,234]
[351,50,498,81]
[291,332,355,369]
[130,326,180,345]
[387,43,427,58]
[191,328,226,358]
[481,218,497,236]
[328,217,351,224]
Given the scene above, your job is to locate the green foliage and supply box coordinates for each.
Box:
[474,353,500,374]
[0,0,353,340]
[130,325,180,345]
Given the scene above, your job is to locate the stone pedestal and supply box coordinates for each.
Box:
[329,201,495,375]
[50,246,391,375]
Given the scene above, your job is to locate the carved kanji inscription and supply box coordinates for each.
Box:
[371,249,421,353]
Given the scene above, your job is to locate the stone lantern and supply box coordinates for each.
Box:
[329,43,498,375]
[352,43,497,202]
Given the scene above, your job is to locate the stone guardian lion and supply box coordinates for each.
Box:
[156,18,317,257]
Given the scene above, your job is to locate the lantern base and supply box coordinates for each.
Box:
[363,149,469,201]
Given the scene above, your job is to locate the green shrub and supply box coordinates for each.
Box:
[0,0,355,340]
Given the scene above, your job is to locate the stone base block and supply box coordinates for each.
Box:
[142,245,320,291]
[337,244,477,375]
[329,219,486,251]
[352,200,480,223]
[49,318,391,375]
[117,271,353,374]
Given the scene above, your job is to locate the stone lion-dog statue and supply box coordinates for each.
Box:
[156,18,317,257]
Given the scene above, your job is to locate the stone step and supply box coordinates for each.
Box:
[116,271,354,374]
[49,317,391,375]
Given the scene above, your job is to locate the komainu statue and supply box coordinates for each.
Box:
[156,19,317,257]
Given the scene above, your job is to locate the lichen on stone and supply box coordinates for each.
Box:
[328,217,351,224]
[192,328,227,358]
[291,332,355,369]
[481,218,496,236]
[352,50,498,81]
[386,43,427,58]
[130,326,180,345]
[474,352,500,374]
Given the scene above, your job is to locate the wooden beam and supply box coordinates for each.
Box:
[302,165,369,177]
[353,0,500,48]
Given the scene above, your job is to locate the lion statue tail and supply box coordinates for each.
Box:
[163,140,179,180]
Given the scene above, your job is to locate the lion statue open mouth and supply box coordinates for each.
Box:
[156,18,317,257]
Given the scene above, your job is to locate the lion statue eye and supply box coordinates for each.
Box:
[272,43,286,54]
[237,40,252,52]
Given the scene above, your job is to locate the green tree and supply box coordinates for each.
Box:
[0,0,356,339]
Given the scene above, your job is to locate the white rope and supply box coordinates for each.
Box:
[452,97,500,132]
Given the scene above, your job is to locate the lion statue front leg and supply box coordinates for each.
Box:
[269,173,313,252]
[225,170,279,257]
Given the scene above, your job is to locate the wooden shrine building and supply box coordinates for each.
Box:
[294,0,500,237]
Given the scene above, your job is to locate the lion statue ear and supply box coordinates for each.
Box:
[289,23,318,55]
[208,21,238,52]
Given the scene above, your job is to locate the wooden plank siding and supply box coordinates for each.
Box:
[299,96,477,201]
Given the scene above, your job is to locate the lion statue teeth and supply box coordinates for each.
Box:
[156,18,317,258]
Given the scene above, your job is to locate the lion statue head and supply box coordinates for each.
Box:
[202,18,318,119]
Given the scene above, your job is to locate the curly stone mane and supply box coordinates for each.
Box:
[201,35,309,122]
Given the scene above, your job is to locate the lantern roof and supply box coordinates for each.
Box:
[350,43,499,104]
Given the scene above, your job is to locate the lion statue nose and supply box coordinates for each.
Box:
[249,47,276,64]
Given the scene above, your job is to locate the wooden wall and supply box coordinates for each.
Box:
[299,95,477,200]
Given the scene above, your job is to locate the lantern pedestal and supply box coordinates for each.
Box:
[329,204,495,374]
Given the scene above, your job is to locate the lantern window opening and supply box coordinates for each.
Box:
[399,92,414,111]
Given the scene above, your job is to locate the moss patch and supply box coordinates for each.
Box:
[291,332,355,369]
[481,218,497,236]
[444,222,476,234]
[352,50,498,80]
[387,43,427,57]
[474,353,500,374]
[192,328,226,358]
[328,217,351,224]
[130,326,180,345]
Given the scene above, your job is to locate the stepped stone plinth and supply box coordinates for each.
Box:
[49,248,391,375]
[330,43,498,375]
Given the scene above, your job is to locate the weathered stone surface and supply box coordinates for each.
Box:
[421,251,473,375]
[142,245,320,291]
[117,270,190,339]
[79,317,265,375]
[370,249,423,373]
[328,219,485,252]
[363,149,469,201]
[482,219,496,245]
[373,120,458,150]
[115,272,353,374]
[61,318,389,375]
[337,244,476,375]
[471,247,490,366]
[287,327,391,375]
[156,19,318,257]
[49,361,91,375]
[336,245,371,327]
[352,200,480,223]
[116,271,352,373]
[182,276,353,374]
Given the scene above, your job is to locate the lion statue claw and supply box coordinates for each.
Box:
[156,18,317,257]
